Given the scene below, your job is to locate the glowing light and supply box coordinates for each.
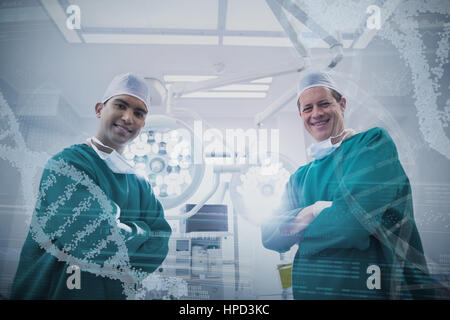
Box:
[140,132,148,142]
[151,143,159,154]
[236,163,291,225]
[162,132,172,143]
[169,130,179,142]
[261,184,274,197]
[166,141,176,156]
[260,162,282,176]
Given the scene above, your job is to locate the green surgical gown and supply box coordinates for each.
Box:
[262,127,435,299]
[11,144,171,299]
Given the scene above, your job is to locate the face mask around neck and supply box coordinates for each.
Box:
[307,129,355,160]
[88,137,135,174]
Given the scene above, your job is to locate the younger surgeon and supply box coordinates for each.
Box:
[11,73,171,299]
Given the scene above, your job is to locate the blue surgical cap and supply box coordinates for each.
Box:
[297,70,343,106]
[102,73,151,110]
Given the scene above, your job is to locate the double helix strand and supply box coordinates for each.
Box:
[0,90,146,299]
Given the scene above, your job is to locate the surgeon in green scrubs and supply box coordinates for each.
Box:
[11,73,171,299]
[262,71,435,299]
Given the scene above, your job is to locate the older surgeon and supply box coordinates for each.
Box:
[11,73,171,299]
[262,71,435,299]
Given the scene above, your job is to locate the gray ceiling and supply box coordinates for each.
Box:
[0,0,449,125]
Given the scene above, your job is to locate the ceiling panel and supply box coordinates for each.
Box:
[68,0,219,30]
[82,33,219,45]
[0,6,48,23]
[226,0,283,32]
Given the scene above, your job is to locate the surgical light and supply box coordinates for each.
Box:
[124,115,204,209]
[229,153,296,226]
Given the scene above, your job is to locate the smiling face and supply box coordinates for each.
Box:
[95,94,148,153]
[298,86,346,142]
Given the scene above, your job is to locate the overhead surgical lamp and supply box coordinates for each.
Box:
[229,153,297,226]
[124,114,204,210]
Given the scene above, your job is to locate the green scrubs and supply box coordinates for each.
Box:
[11,144,171,299]
[262,127,435,299]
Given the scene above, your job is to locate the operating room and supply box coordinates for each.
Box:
[0,0,449,300]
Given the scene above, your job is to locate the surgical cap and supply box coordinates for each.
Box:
[101,73,151,110]
[296,70,343,105]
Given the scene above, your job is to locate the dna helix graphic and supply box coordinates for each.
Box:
[0,91,186,299]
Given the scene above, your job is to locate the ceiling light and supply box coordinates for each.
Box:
[82,33,219,45]
[163,75,218,83]
[251,77,273,84]
[214,84,269,91]
[181,91,267,98]
[223,36,293,47]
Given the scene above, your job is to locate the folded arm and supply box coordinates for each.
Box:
[298,129,409,257]
[35,157,170,276]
